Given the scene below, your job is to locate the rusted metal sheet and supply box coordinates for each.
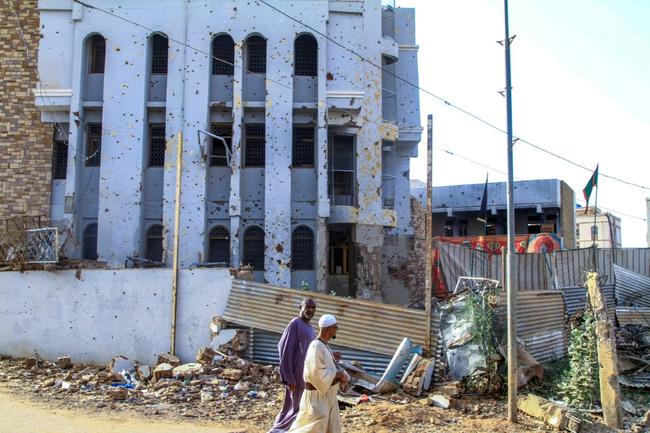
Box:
[498,290,567,362]
[613,264,650,308]
[224,279,439,356]
[616,307,650,327]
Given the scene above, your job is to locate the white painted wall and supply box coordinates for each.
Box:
[0,268,232,366]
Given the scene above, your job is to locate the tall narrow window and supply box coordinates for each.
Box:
[292,226,314,270]
[52,138,68,179]
[458,219,468,236]
[148,124,166,167]
[82,223,98,260]
[208,226,230,264]
[85,123,102,167]
[328,135,355,206]
[247,36,266,74]
[212,34,234,75]
[444,219,454,237]
[89,35,105,74]
[244,124,265,167]
[294,34,317,76]
[151,34,168,74]
[292,126,315,167]
[210,123,233,167]
[145,224,164,262]
[243,226,265,270]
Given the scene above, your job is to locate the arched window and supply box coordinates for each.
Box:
[212,34,234,75]
[246,36,266,74]
[208,225,230,265]
[243,226,265,270]
[145,224,164,262]
[151,34,168,74]
[294,34,317,77]
[292,226,314,270]
[89,35,105,74]
[82,223,98,260]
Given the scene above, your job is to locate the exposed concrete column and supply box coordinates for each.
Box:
[353,224,384,301]
[229,42,244,267]
[315,35,329,293]
[96,30,147,266]
[263,35,293,287]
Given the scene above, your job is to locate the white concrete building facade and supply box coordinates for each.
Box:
[575,207,622,249]
[35,0,422,298]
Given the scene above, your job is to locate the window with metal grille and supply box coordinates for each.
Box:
[82,223,98,260]
[292,126,315,167]
[85,123,102,167]
[246,36,266,74]
[243,226,265,270]
[151,34,168,74]
[294,34,317,76]
[52,139,68,179]
[210,123,232,167]
[89,35,105,74]
[245,124,265,167]
[145,224,164,262]
[212,34,234,75]
[208,226,230,265]
[292,226,314,270]
[328,135,355,206]
[149,124,166,167]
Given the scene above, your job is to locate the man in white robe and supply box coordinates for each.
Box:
[288,314,348,433]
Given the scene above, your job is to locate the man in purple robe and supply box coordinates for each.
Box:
[268,298,317,433]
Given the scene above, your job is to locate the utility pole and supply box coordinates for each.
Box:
[503,0,518,423]
[424,114,433,356]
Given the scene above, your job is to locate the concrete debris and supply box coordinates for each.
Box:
[56,356,72,369]
[517,394,582,432]
[153,363,174,382]
[109,387,127,401]
[23,357,38,369]
[172,363,203,379]
[428,393,453,409]
[402,358,434,397]
[136,364,151,381]
[218,368,243,382]
[196,346,220,365]
[157,353,181,367]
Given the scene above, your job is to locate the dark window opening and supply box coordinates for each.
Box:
[82,223,98,260]
[328,135,355,206]
[444,219,454,237]
[243,226,265,270]
[85,123,102,167]
[486,216,497,235]
[89,35,105,74]
[247,36,266,74]
[328,229,350,275]
[292,126,315,167]
[151,34,168,74]
[212,35,235,75]
[208,225,230,265]
[52,138,68,180]
[542,214,557,233]
[292,226,314,270]
[294,34,317,76]
[458,219,468,237]
[210,123,233,167]
[527,215,542,234]
[145,224,164,262]
[148,124,166,167]
[244,124,265,167]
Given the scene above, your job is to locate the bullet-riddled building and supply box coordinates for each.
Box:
[34,1,422,299]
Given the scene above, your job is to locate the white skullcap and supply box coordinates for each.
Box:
[318,314,337,328]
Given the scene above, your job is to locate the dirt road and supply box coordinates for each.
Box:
[0,390,254,433]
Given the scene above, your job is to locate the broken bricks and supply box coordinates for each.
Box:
[56,356,72,369]
[196,346,218,365]
[157,353,181,367]
[108,387,127,401]
[153,363,174,382]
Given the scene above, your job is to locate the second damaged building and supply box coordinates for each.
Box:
[34,0,423,299]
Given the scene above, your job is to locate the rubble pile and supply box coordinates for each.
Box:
[616,324,650,390]
[0,349,283,423]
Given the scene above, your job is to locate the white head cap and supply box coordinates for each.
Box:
[318,314,337,328]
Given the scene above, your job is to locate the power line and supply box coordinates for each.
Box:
[255,0,650,193]
[435,145,647,222]
[72,0,293,92]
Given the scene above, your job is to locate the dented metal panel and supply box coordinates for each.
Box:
[616,307,650,327]
[224,279,439,356]
[498,290,567,362]
[613,264,650,308]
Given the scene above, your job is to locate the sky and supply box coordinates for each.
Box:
[399,0,650,247]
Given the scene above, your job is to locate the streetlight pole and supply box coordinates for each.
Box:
[503,0,518,423]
